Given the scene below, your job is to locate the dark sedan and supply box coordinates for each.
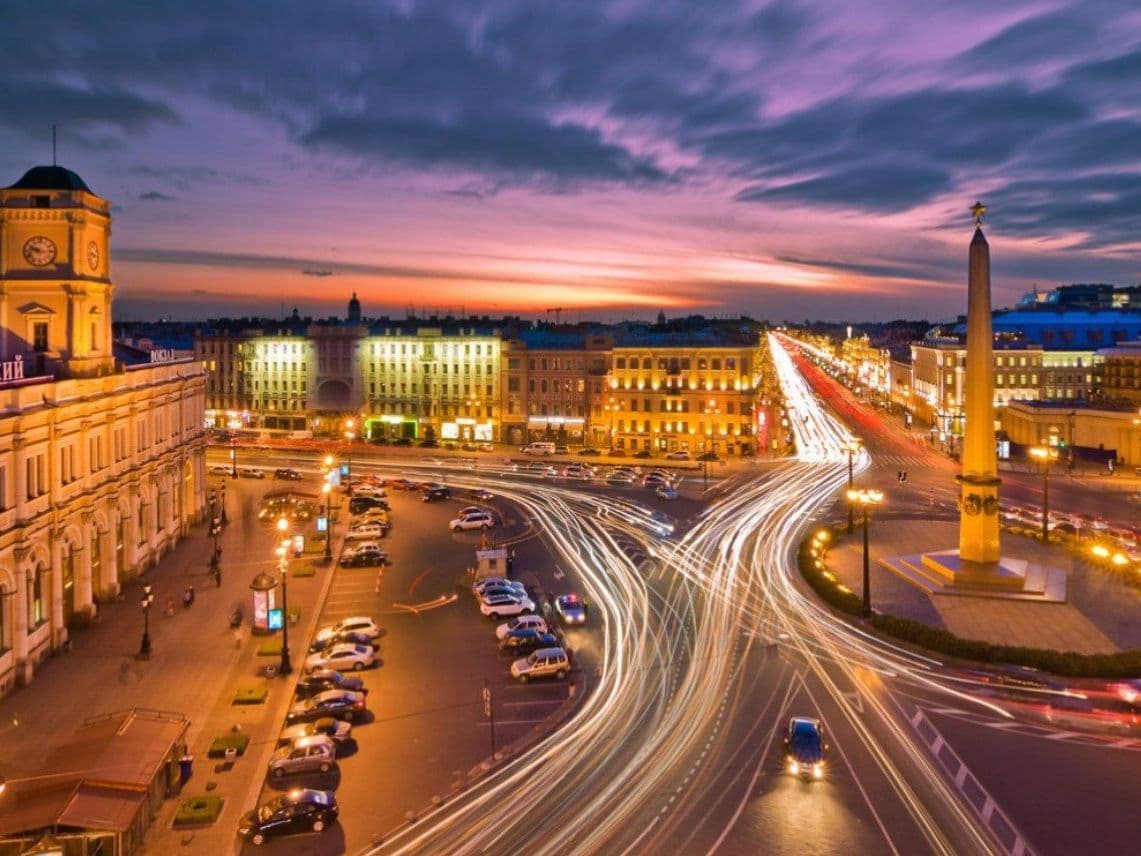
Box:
[237,788,338,846]
[422,486,451,502]
[499,629,560,656]
[307,631,373,654]
[294,669,367,698]
[285,690,368,724]
[339,548,388,568]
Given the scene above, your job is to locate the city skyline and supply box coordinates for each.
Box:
[2,1,1138,322]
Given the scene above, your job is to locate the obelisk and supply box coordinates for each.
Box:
[957,202,1001,565]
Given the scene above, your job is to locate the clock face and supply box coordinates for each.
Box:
[23,235,57,267]
[87,241,100,271]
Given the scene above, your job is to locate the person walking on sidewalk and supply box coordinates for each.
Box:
[183,585,195,608]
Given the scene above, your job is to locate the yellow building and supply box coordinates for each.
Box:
[606,336,762,456]
[0,166,207,697]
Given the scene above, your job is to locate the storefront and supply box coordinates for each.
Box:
[363,415,419,441]
[440,419,495,442]
[526,416,585,444]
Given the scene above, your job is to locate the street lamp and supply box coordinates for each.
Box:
[208,490,222,585]
[343,420,355,498]
[703,399,720,457]
[322,481,333,562]
[604,397,619,449]
[276,517,293,676]
[846,488,884,618]
[219,478,228,525]
[843,439,862,533]
[138,584,154,659]
[1028,445,1059,543]
[229,438,238,478]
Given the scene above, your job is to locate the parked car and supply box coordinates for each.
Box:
[554,593,587,624]
[477,442,495,452]
[389,477,418,490]
[633,450,652,459]
[353,485,388,499]
[577,448,602,456]
[422,486,451,503]
[510,647,570,682]
[784,717,826,780]
[304,644,377,673]
[606,471,635,485]
[392,437,414,447]
[240,466,266,479]
[479,585,527,602]
[345,524,385,541]
[237,788,339,846]
[294,670,366,698]
[666,450,691,460]
[480,593,536,619]
[285,689,368,723]
[656,485,679,501]
[419,438,440,448]
[274,467,302,480]
[496,614,548,638]
[554,445,570,455]
[450,511,495,531]
[339,547,388,568]
[499,629,560,656]
[268,735,337,778]
[349,496,389,514]
[307,631,373,655]
[277,717,351,746]
[210,464,231,476]
[473,577,525,598]
[697,451,720,462]
[315,617,381,643]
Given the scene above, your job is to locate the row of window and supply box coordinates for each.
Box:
[614,356,741,371]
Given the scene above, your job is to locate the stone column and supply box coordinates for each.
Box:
[49,531,67,649]
[12,549,32,685]
[958,207,1001,565]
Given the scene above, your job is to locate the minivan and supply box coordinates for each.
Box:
[523,442,556,456]
[510,646,569,682]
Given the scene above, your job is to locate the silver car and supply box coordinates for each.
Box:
[268,735,337,778]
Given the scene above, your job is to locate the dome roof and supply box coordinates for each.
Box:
[6,165,94,194]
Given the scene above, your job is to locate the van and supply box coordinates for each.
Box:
[510,646,569,682]
[523,442,556,456]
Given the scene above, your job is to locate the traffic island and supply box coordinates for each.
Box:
[173,795,224,827]
[799,528,1141,679]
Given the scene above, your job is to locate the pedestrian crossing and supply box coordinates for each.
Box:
[870,454,938,470]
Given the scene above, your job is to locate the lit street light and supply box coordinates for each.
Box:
[322,480,334,562]
[138,584,155,659]
[276,517,293,676]
[846,488,883,618]
[1028,445,1059,543]
[344,420,355,498]
[843,439,862,534]
[229,437,238,478]
[219,478,229,525]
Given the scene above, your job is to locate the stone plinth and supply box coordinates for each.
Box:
[880,548,1068,603]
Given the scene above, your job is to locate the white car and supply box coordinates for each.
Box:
[305,643,376,673]
[346,524,385,541]
[354,485,388,499]
[450,511,495,531]
[480,594,535,619]
[210,464,231,476]
[455,506,485,519]
[666,450,691,460]
[496,615,548,639]
[315,617,381,644]
[477,442,495,452]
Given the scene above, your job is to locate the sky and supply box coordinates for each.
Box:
[1,0,1138,323]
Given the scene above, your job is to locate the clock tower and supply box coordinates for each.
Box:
[0,165,115,378]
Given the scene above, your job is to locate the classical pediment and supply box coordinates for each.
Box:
[17,302,56,316]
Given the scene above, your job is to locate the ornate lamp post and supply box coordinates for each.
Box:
[604,397,619,450]
[208,490,221,584]
[322,481,334,562]
[1028,445,1058,543]
[276,517,293,676]
[229,438,238,478]
[219,478,229,525]
[138,584,155,659]
[842,439,862,533]
[343,420,355,498]
[846,488,884,618]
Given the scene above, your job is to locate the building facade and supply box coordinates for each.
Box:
[0,165,207,698]
[1096,341,1141,406]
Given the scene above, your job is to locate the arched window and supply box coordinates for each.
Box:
[0,584,8,652]
[30,568,45,627]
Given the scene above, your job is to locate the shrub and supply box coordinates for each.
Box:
[232,686,268,705]
[174,795,224,826]
[207,733,251,758]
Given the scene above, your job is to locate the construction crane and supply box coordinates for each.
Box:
[546,308,563,325]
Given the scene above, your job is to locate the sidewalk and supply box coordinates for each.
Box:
[0,479,340,855]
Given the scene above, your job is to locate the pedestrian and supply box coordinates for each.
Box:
[213,565,222,588]
[506,549,516,576]
[183,585,195,608]
[165,597,176,617]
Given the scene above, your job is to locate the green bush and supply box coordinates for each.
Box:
[797,531,1141,679]
[207,733,250,758]
[232,687,268,705]
[256,641,282,657]
[174,795,224,826]
[291,565,316,578]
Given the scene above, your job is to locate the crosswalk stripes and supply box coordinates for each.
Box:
[870,454,937,469]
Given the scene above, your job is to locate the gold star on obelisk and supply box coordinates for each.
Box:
[970,201,987,226]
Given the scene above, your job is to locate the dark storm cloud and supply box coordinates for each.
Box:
[300,112,670,186]
[736,163,953,211]
[0,78,176,140]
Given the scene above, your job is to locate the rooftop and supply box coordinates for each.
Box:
[5,165,94,194]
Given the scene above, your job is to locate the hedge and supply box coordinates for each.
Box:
[798,530,1141,679]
